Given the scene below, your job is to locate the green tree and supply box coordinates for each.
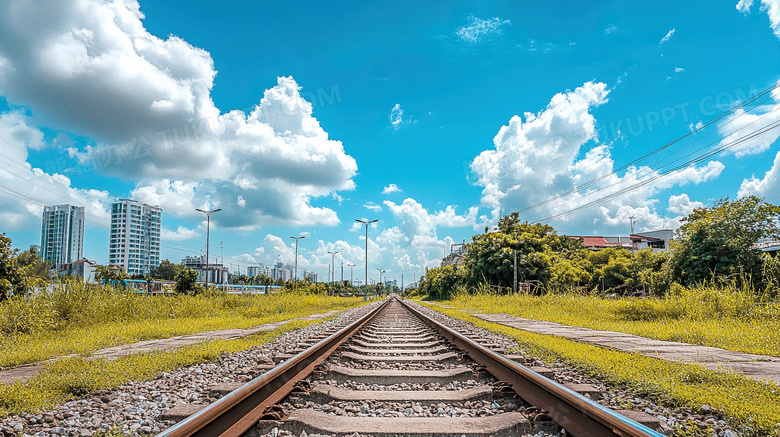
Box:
[588,247,638,293]
[669,196,780,286]
[464,213,582,290]
[15,246,50,294]
[0,233,22,300]
[175,268,200,294]
[95,264,128,282]
[152,259,182,280]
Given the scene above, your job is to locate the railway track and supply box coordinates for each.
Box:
[158,296,663,437]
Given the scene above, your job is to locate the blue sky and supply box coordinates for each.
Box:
[1,0,780,284]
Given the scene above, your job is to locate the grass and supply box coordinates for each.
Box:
[438,283,780,357]
[0,282,364,368]
[419,302,780,437]
[0,319,318,416]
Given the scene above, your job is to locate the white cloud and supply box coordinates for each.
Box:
[470,81,724,234]
[736,0,780,38]
[0,112,110,230]
[738,150,780,198]
[604,25,618,35]
[363,202,383,212]
[383,198,477,250]
[659,28,676,45]
[738,0,756,12]
[161,225,198,241]
[674,67,685,73]
[457,16,511,42]
[0,0,357,230]
[667,193,704,216]
[382,183,402,194]
[389,104,415,130]
[717,82,780,158]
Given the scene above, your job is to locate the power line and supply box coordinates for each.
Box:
[512,81,779,220]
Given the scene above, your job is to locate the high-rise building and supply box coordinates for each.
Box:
[109,199,161,275]
[40,204,85,268]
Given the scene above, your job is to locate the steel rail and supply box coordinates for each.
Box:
[398,298,664,437]
[157,298,390,437]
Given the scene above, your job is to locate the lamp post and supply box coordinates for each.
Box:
[327,251,339,283]
[290,236,305,281]
[196,208,221,288]
[346,263,355,286]
[377,268,385,295]
[355,219,378,300]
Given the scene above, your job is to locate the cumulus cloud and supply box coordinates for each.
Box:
[0,112,110,230]
[161,225,198,241]
[659,28,676,45]
[717,81,780,158]
[470,81,724,234]
[457,16,511,42]
[667,193,705,216]
[0,0,357,230]
[383,198,477,250]
[382,183,402,194]
[738,150,780,198]
[737,0,780,38]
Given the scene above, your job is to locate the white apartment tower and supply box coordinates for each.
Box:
[109,199,161,275]
[41,204,85,267]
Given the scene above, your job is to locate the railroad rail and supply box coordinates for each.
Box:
[158,296,663,437]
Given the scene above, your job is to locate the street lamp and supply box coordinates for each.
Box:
[377,268,385,295]
[327,250,339,283]
[196,208,221,288]
[355,219,378,300]
[346,263,355,286]
[290,236,305,281]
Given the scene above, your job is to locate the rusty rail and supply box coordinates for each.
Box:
[398,298,663,437]
[157,298,389,437]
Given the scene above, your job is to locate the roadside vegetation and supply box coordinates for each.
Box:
[416,196,780,300]
[0,319,318,416]
[422,303,780,437]
[439,284,780,357]
[0,281,363,368]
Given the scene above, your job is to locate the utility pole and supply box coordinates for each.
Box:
[356,219,378,301]
[513,249,518,293]
[290,235,305,282]
[629,216,636,255]
[196,208,221,288]
[347,263,355,286]
[341,262,344,282]
[327,250,339,283]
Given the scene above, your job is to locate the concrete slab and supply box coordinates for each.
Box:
[157,404,207,423]
[341,351,459,363]
[475,313,780,386]
[325,365,476,384]
[350,339,443,349]
[263,409,531,436]
[346,344,449,355]
[616,410,662,431]
[308,384,493,403]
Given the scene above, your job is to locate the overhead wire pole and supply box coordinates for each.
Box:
[327,251,339,283]
[356,219,378,301]
[290,235,305,284]
[347,263,355,286]
[196,208,221,288]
